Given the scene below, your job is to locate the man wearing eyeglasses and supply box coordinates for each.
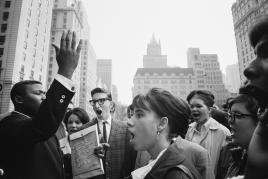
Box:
[88,87,136,179]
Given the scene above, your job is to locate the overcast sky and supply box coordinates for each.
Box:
[82,0,238,105]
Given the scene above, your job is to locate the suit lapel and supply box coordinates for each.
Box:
[108,119,118,143]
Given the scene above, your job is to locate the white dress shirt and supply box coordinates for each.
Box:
[98,115,112,142]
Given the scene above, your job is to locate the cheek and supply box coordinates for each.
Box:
[77,123,83,128]
[136,121,157,144]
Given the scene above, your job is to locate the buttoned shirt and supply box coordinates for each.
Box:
[186,117,231,175]
[98,115,112,142]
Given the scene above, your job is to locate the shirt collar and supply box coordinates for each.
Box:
[190,117,219,131]
[97,115,112,125]
[13,111,30,118]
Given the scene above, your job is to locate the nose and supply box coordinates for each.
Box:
[70,122,77,128]
[41,94,46,100]
[95,102,101,108]
[127,117,134,127]
[244,60,260,80]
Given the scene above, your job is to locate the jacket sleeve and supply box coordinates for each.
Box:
[1,80,75,144]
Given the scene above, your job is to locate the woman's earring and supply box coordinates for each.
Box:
[157,131,160,136]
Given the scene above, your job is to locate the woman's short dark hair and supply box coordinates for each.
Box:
[131,88,190,139]
[186,90,215,108]
[64,107,90,126]
[228,94,260,122]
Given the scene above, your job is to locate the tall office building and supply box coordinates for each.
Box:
[187,48,229,106]
[225,64,241,93]
[77,4,96,116]
[97,59,112,91]
[231,0,268,83]
[112,84,118,103]
[133,68,196,100]
[47,0,91,107]
[143,34,167,68]
[0,0,53,113]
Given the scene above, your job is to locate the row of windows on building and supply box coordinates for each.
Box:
[19,64,42,82]
[135,79,193,84]
[134,89,188,97]
[0,1,11,8]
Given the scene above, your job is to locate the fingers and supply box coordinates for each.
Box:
[101,143,110,149]
[66,30,72,49]
[60,31,66,49]
[76,39,82,55]
[71,31,77,50]
[51,44,59,57]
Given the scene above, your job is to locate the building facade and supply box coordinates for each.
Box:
[231,0,268,83]
[0,0,53,113]
[112,84,118,103]
[187,48,229,106]
[143,34,167,68]
[97,59,112,91]
[133,68,196,101]
[225,64,241,93]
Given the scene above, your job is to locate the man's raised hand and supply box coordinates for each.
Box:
[52,30,82,79]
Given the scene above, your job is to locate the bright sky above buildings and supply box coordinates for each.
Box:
[83,0,238,105]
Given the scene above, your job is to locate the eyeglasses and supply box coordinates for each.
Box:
[89,98,111,106]
[228,112,257,123]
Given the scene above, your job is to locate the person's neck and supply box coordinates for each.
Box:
[98,114,111,121]
[196,117,209,131]
[148,138,170,160]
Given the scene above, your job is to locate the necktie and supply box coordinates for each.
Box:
[103,121,107,143]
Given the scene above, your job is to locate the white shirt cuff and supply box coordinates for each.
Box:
[55,74,76,92]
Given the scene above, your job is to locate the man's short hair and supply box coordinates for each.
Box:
[10,80,42,105]
[90,87,112,100]
[249,16,268,49]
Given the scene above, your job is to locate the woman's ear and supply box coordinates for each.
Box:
[157,117,169,133]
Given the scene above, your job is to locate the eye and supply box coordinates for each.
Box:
[234,113,243,119]
[256,41,268,58]
[135,112,143,118]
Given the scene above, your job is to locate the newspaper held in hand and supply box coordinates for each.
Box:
[69,124,104,179]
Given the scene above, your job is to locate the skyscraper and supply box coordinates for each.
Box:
[97,59,112,91]
[225,64,240,93]
[47,0,96,108]
[231,0,268,83]
[143,34,167,68]
[187,48,229,106]
[0,0,53,113]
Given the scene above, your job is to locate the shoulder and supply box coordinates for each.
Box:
[112,119,127,128]
[165,168,191,179]
[178,138,208,154]
[0,112,29,125]
[208,118,230,134]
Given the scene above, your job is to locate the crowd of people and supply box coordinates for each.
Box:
[1,16,268,179]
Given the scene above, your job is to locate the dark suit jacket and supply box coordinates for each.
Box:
[88,118,136,179]
[0,80,74,179]
[144,144,201,179]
